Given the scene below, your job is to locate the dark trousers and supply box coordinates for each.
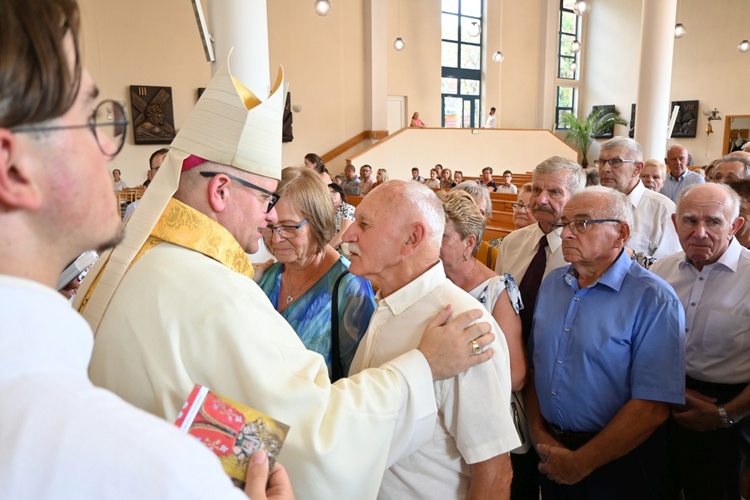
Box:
[539,425,669,500]
[667,377,749,500]
[510,448,540,500]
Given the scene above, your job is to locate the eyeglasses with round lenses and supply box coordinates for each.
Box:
[551,219,621,236]
[12,100,128,158]
[512,203,532,211]
[593,158,638,169]
[260,220,308,239]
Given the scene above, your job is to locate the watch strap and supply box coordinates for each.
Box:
[718,404,734,428]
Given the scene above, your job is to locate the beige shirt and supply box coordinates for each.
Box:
[350,262,520,500]
[494,223,566,283]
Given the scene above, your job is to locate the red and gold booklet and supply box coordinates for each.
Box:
[175,384,290,489]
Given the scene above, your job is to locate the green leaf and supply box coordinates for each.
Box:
[561,108,628,162]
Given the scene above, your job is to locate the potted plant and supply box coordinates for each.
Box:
[560,108,627,167]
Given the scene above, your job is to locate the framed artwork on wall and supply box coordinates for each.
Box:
[129,85,176,145]
[670,100,699,138]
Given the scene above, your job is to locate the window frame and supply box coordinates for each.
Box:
[441,0,483,128]
[554,0,581,130]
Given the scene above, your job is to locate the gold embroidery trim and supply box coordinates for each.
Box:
[78,198,254,313]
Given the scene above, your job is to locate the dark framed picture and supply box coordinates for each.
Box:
[629,104,636,138]
[129,85,176,145]
[670,100,699,138]
[592,105,616,139]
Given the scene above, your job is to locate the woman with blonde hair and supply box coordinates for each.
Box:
[260,167,376,380]
[371,168,389,190]
[436,190,526,391]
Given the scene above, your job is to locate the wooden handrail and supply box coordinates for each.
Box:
[321,132,368,164]
[321,130,391,165]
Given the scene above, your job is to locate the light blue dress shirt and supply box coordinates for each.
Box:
[529,250,686,432]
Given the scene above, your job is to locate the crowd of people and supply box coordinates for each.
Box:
[2,1,748,499]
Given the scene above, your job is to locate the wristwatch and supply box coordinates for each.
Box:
[717,405,734,428]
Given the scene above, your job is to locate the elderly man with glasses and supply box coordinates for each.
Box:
[523,186,685,499]
[710,154,750,184]
[596,137,681,259]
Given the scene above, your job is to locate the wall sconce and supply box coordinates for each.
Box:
[674,23,687,39]
[314,0,331,16]
[740,40,750,53]
[492,51,504,63]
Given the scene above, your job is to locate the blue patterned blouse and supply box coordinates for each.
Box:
[259,255,376,379]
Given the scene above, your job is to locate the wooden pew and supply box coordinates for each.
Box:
[347,194,364,207]
[490,192,517,203]
[492,198,516,213]
[484,225,512,241]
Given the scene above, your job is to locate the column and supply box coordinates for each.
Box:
[363,0,388,134]
[634,0,677,159]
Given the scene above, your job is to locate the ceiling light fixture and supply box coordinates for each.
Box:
[573,1,591,16]
[314,0,331,16]
[674,0,686,39]
[740,2,750,53]
[468,20,481,38]
[393,0,405,51]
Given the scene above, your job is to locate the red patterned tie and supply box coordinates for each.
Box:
[518,234,548,345]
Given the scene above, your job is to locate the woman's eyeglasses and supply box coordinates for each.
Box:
[261,220,308,239]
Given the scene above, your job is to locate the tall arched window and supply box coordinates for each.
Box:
[441,0,483,128]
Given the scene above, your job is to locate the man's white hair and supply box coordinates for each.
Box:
[397,180,446,247]
[453,181,492,220]
[677,183,741,222]
[533,156,586,195]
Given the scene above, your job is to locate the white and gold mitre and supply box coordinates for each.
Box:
[171,59,285,180]
[75,56,285,331]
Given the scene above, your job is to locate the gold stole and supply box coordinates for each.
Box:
[79,198,254,313]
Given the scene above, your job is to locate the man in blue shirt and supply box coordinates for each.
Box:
[524,186,686,499]
[660,145,704,202]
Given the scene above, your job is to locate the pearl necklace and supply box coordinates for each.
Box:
[282,255,325,305]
